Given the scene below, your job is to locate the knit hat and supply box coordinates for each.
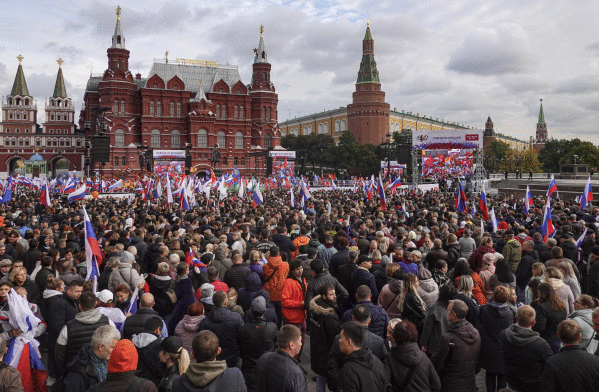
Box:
[0,260,11,268]
[251,296,266,313]
[200,283,214,299]
[417,268,432,280]
[121,251,135,265]
[108,339,138,373]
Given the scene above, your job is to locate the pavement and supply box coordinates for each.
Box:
[301,332,488,391]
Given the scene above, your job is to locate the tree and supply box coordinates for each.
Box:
[517,147,543,173]
[281,134,299,150]
[484,140,510,172]
[331,131,359,172]
[538,139,599,173]
[358,144,381,174]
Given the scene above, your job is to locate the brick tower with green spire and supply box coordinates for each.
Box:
[43,58,75,140]
[2,54,37,133]
[347,22,390,145]
[533,99,548,153]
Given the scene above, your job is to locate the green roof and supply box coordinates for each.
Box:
[364,25,372,40]
[53,67,68,98]
[356,53,380,84]
[538,102,545,125]
[11,64,29,97]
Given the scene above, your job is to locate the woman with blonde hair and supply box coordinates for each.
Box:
[9,266,38,303]
[456,274,480,327]
[558,261,581,299]
[398,273,426,334]
[158,336,191,392]
[479,253,497,301]
[525,262,546,304]
[544,266,574,314]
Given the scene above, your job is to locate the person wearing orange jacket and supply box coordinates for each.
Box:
[263,246,290,327]
[282,259,308,361]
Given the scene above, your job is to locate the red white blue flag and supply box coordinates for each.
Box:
[546,174,558,198]
[580,176,593,210]
[83,206,102,278]
[541,198,555,242]
[478,184,489,221]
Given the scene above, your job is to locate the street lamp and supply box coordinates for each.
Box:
[574,155,579,165]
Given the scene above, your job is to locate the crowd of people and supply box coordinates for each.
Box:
[0,184,599,392]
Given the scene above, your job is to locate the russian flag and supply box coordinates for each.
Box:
[40,179,51,207]
[541,198,555,242]
[127,288,139,315]
[580,176,593,210]
[83,206,102,276]
[290,189,296,208]
[108,179,123,191]
[389,177,402,191]
[490,208,498,232]
[68,184,87,203]
[524,185,534,215]
[180,190,190,210]
[377,176,387,211]
[331,179,338,191]
[546,174,558,198]
[455,181,468,213]
[63,177,76,194]
[252,183,263,207]
[478,184,489,221]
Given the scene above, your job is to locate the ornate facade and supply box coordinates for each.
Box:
[79,8,279,175]
[0,56,86,178]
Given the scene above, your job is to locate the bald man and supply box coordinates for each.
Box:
[121,293,168,339]
[424,239,449,269]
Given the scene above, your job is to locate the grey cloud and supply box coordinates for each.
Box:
[446,24,536,75]
[498,74,548,94]
[400,74,452,96]
[552,77,599,95]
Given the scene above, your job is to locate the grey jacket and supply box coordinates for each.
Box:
[108,263,142,292]
[569,308,598,354]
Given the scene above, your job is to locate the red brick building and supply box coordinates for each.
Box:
[0,56,86,178]
[79,7,279,176]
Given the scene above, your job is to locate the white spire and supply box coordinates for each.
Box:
[112,5,126,49]
[254,25,267,63]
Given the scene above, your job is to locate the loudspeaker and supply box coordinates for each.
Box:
[92,136,111,164]
[185,154,192,169]
[266,156,273,175]
[397,146,411,165]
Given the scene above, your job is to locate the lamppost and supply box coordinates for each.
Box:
[381,133,393,180]
[574,155,579,165]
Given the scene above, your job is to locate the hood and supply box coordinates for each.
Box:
[206,306,233,323]
[504,323,541,347]
[71,344,98,367]
[266,256,282,266]
[272,233,290,243]
[485,301,514,317]
[185,360,227,387]
[43,289,63,299]
[151,275,172,290]
[130,236,144,245]
[131,332,159,349]
[148,243,161,252]
[562,241,576,250]
[308,238,321,247]
[570,308,593,325]
[309,296,336,316]
[547,278,564,290]
[418,278,437,293]
[448,320,480,345]
[74,308,105,325]
[344,347,376,370]
[391,342,423,367]
[181,315,205,332]
[244,272,262,292]
[388,278,402,294]
[522,249,539,260]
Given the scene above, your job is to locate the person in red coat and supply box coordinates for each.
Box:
[281,259,307,361]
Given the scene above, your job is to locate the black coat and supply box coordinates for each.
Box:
[337,348,387,392]
[47,294,78,346]
[272,233,296,260]
[477,302,515,373]
[148,275,174,319]
[255,349,307,392]
[384,342,441,392]
[308,296,340,376]
[532,301,567,345]
[304,272,348,310]
[540,345,599,392]
[223,264,251,291]
[22,248,42,275]
[500,324,553,392]
[61,344,101,392]
[516,250,539,290]
[238,316,278,390]
[401,292,427,333]
[430,320,481,392]
[197,306,244,368]
[329,248,350,278]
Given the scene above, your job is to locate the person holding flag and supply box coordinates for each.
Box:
[0,175,12,204]
[40,178,51,208]
[83,207,102,285]
[68,184,87,203]
[253,182,263,207]
[478,184,489,221]
[455,181,468,213]
[377,176,387,211]
[524,185,533,215]
[541,198,555,242]
[580,176,593,211]
[547,174,558,198]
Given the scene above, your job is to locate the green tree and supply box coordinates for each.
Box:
[484,140,510,172]
[281,134,299,150]
[537,139,599,173]
[516,147,543,173]
[331,131,359,172]
[358,144,381,174]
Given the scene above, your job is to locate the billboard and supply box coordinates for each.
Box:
[270,150,296,173]
[152,150,186,175]
[412,130,483,150]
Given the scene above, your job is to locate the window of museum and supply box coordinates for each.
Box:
[170,101,175,117]
[216,105,220,118]
[235,132,243,149]
[151,129,161,148]
[222,105,226,119]
[240,106,244,119]
[171,130,181,148]
[157,101,162,117]
[234,105,238,119]
[198,129,207,148]
[177,102,181,117]
[150,101,155,116]
[114,100,119,115]
[115,129,125,147]
[217,131,226,148]
[121,100,125,116]
[264,133,272,149]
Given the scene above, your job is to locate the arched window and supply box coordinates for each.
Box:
[262,108,266,122]
[22,112,27,120]
[216,105,220,118]
[121,100,125,116]
[267,107,271,122]
[240,106,244,119]
[341,119,347,132]
[115,129,125,147]
[318,124,323,134]
[264,133,272,149]
[234,105,238,119]
[222,105,226,119]
[156,101,162,117]
[177,102,181,117]
[114,100,119,115]
[198,129,207,148]
[115,156,120,166]
[151,129,161,148]
[217,131,226,148]
[171,130,181,148]
[235,132,243,149]
[324,122,328,134]
[170,101,175,117]
[150,101,155,116]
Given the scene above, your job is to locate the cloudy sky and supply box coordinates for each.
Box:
[2,0,599,144]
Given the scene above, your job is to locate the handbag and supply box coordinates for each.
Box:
[166,288,177,303]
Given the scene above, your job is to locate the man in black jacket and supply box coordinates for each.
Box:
[337,321,387,392]
[132,317,165,386]
[61,325,121,392]
[238,296,278,392]
[223,254,250,291]
[122,293,167,340]
[309,283,340,391]
[272,225,296,260]
[540,319,599,392]
[516,240,539,301]
[304,259,348,310]
[500,305,552,392]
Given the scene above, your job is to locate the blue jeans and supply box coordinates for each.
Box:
[316,375,328,392]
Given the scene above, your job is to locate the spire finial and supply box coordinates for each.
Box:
[17,54,23,64]
[367,20,370,27]
[260,25,264,37]
[57,58,63,68]
[116,5,121,20]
